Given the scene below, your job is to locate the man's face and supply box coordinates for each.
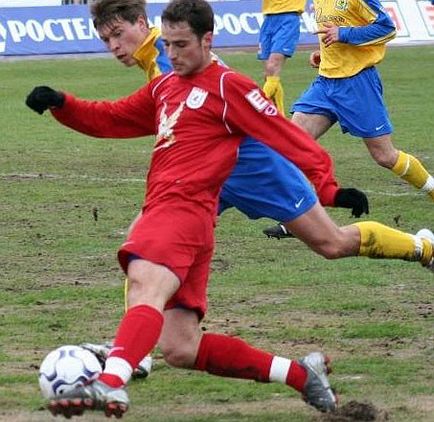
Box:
[98,16,149,67]
[161,21,212,76]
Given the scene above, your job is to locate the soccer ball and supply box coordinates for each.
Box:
[38,345,102,399]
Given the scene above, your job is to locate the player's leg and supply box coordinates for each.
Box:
[291,111,333,139]
[262,52,286,114]
[258,16,284,113]
[48,258,178,418]
[364,134,434,200]
[291,75,337,139]
[331,66,434,201]
[232,130,366,240]
[221,137,367,239]
[194,333,337,412]
[283,202,433,268]
[261,77,338,239]
[100,206,211,386]
[159,309,336,412]
[157,240,336,412]
[258,13,300,115]
[48,207,211,417]
[81,208,154,378]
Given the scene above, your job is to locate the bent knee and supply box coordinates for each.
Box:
[316,244,346,260]
[372,154,396,169]
[366,140,398,169]
[311,236,350,259]
[161,344,197,369]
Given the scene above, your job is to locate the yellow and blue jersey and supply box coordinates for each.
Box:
[314,0,396,78]
[133,27,172,82]
[262,0,307,15]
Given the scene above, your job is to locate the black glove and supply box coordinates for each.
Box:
[334,188,369,218]
[26,86,65,115]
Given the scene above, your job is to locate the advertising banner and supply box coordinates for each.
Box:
[0,6,100,55]
[0,0,433,56]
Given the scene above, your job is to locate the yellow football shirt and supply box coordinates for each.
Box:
[262,0,307,15]
[314,0,396,78]
[133,27,165,82]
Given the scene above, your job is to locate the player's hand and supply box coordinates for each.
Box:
[26,86,65,115]
[316,23,339,47]
[309,50,321,68]
[334,188,369,218]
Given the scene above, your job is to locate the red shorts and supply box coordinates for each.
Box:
[118,203,215,319]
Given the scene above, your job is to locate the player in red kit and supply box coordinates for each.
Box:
[26,0,433,418]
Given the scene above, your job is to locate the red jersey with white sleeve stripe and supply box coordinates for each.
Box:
[52,62,339,213]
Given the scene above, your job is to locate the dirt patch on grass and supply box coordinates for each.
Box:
[318,401,389,421]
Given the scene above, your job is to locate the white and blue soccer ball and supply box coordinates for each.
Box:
[38,345,102,399]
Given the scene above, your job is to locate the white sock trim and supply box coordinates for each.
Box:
[421,175,434,193]
[412,235,424,261]
[269,356,291,384]
[104,356,133,385]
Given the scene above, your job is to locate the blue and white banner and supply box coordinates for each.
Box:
[0,1,315,56]
[0,0,433,56]
[0,6,100,55]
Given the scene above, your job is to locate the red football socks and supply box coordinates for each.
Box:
[286,360,307,392]
[194,333,307,391]
[99,304,163,387]
[98,373,125,389]
[194,333,273,382]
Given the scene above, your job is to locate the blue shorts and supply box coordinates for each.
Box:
[257,13,301,59]
[292,67,393,138]
[218,137,317,222]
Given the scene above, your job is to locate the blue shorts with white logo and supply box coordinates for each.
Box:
[218,137,317,222]
[257,12,301,59]
[292,67,393,138]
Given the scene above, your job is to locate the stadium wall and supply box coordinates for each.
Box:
[0,0,433,56]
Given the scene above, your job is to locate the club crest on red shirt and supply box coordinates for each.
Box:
[186,87,209,109]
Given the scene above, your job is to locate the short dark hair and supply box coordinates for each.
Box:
[162,0,214,38]
[91,0,147,29]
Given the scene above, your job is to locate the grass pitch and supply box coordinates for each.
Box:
[0,46,433,421]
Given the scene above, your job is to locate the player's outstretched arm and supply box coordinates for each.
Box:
[26,85,156,139]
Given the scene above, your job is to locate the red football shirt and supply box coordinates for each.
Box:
[52,62,338,214]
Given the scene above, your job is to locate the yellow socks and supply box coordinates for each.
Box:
[263,76,285,115]
[353,221,433,266]
[391,151,434,200]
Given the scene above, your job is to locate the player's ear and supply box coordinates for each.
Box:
[202,31,213,49]
[137,15,148,31]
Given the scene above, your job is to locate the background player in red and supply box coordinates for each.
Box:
[26,0,433,418]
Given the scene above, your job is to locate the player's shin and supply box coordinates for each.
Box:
[263,76,285,115]
[353,221,433,266]
[391,151,434,201]
[194,333,306,390]
[193,333,336,412]
[99,304,163,388]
